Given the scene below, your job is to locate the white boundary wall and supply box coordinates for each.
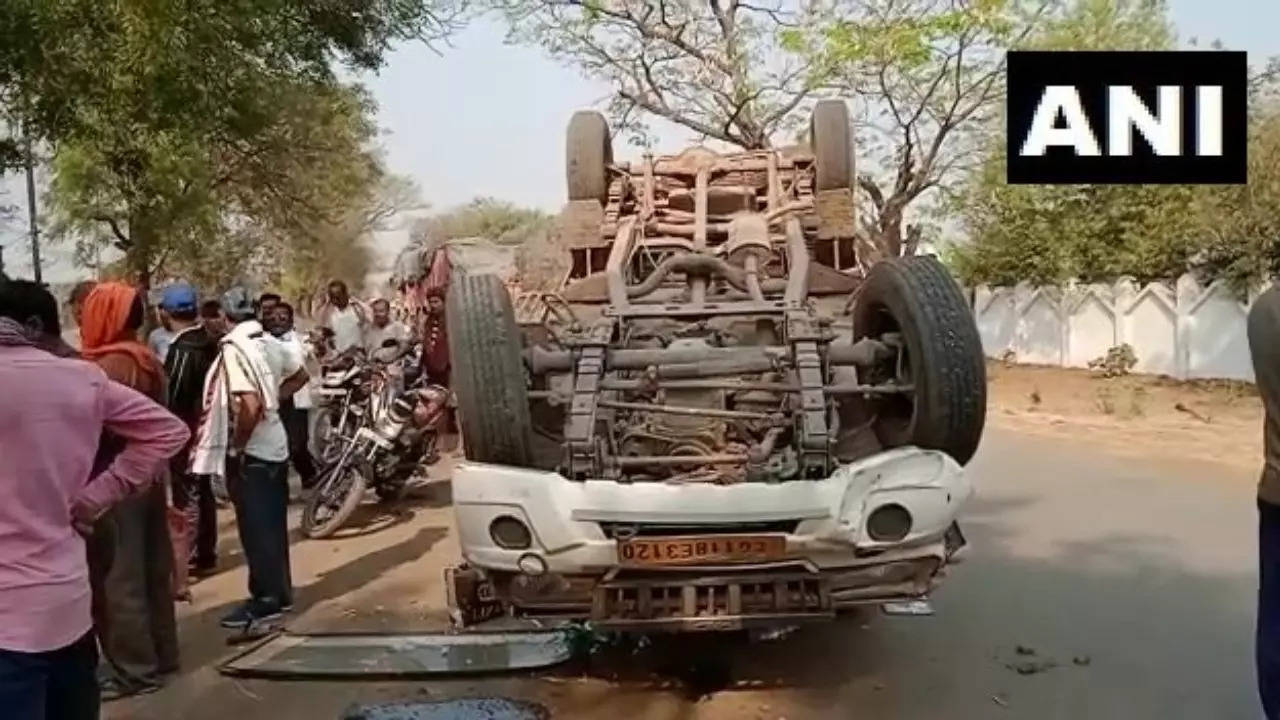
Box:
[972,275,1261,382]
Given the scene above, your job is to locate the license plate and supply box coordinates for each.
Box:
[617,535,786,567]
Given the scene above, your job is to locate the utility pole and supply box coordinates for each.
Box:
[24,131,40,283]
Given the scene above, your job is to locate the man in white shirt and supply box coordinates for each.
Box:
[316,280,368,355]
[267,301,319,489]
[214,287,308,629]
[363,298,410,364]
[147,312,175,363]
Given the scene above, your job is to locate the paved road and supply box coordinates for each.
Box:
[113,427,1263,720]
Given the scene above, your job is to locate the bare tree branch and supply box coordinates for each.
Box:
[92,214,131,247]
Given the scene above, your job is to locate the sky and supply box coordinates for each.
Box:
[1,0,1277,283]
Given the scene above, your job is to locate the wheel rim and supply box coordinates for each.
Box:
[863,304,916,439]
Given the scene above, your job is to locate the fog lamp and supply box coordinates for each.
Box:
[489,515,533,549]
[867,503,912,542]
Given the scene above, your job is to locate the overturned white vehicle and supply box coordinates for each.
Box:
[445,101,985,632]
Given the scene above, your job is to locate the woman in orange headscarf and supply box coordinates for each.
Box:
[79,281,179,699]
[79,282,164,399]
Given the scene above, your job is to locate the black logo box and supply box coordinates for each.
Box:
[1006,51,1247,184]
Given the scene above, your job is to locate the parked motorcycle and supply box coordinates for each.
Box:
[311,357,369,466]
[301,365,450,539]
[311,337,418,464]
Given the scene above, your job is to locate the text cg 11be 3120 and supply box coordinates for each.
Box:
[1006,51,1248,185]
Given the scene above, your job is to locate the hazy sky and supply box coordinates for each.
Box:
[2,0,1276,282]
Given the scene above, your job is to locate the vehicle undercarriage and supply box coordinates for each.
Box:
[444,100,986,632]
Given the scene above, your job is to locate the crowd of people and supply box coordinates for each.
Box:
[0,274,448,719]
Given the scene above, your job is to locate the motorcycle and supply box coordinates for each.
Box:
[311,336,417,464]
[311,357,368,466]
[301,360,450,539]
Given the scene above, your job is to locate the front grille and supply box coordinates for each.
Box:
[597,520,800,539]
[592,572,830,629]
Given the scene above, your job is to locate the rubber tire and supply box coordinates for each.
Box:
[447,273,534,466]
[852,256,986,464]
[566,111,612,202]
[811,99,853,191]
[302,461,367,539]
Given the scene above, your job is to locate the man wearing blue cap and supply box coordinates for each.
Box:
[160,284,220,576]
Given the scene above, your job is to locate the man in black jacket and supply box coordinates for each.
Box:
[161,283,220,574]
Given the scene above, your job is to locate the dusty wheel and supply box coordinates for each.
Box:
[566,110,612,202]
[811,99,853,191]
[447,273,533,466]
[852,256,986,464]
[302,459,367,539]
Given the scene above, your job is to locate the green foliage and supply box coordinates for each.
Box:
[1189,107,1280,287]
[0,0,454,288]
[781,0,1049,260]
[949,147,1203,285]
[2,0,460,148]
[275,173,425,308]
[1025,0,1174,51]
[413,198,553,246]
[948,0,1280,292]
[1089,344,1138,378]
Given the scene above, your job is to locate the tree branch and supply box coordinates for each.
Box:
[92,214,131,247]
[859,175,886,210]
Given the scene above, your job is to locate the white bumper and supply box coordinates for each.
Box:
[452,447,970,578]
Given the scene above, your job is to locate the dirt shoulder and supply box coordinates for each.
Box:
[986,362,1262,477]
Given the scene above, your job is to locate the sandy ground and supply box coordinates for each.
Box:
[987,363,1262,475]
[105,366,1266,720]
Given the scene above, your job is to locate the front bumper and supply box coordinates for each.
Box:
[449,447,971,630]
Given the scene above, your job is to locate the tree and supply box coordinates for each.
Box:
[45,81,388,291]
[412,197,553,246]
[948,0,1280,292]
[1,0,459,288]
[495,0,818,148]
[497,0,1063,261]
[275,173,426,313]
[1189,106,1280,289]
[783,0,1063,260]
[948,166,1202,285]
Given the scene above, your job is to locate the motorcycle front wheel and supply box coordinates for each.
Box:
[301,458,367,539]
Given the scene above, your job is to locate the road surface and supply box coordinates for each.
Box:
[110,426,1262,720]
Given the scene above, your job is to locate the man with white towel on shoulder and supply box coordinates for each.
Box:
[191,287,308,630]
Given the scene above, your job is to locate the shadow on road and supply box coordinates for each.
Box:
[175,525,450,673]
[111,429,1262,720]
